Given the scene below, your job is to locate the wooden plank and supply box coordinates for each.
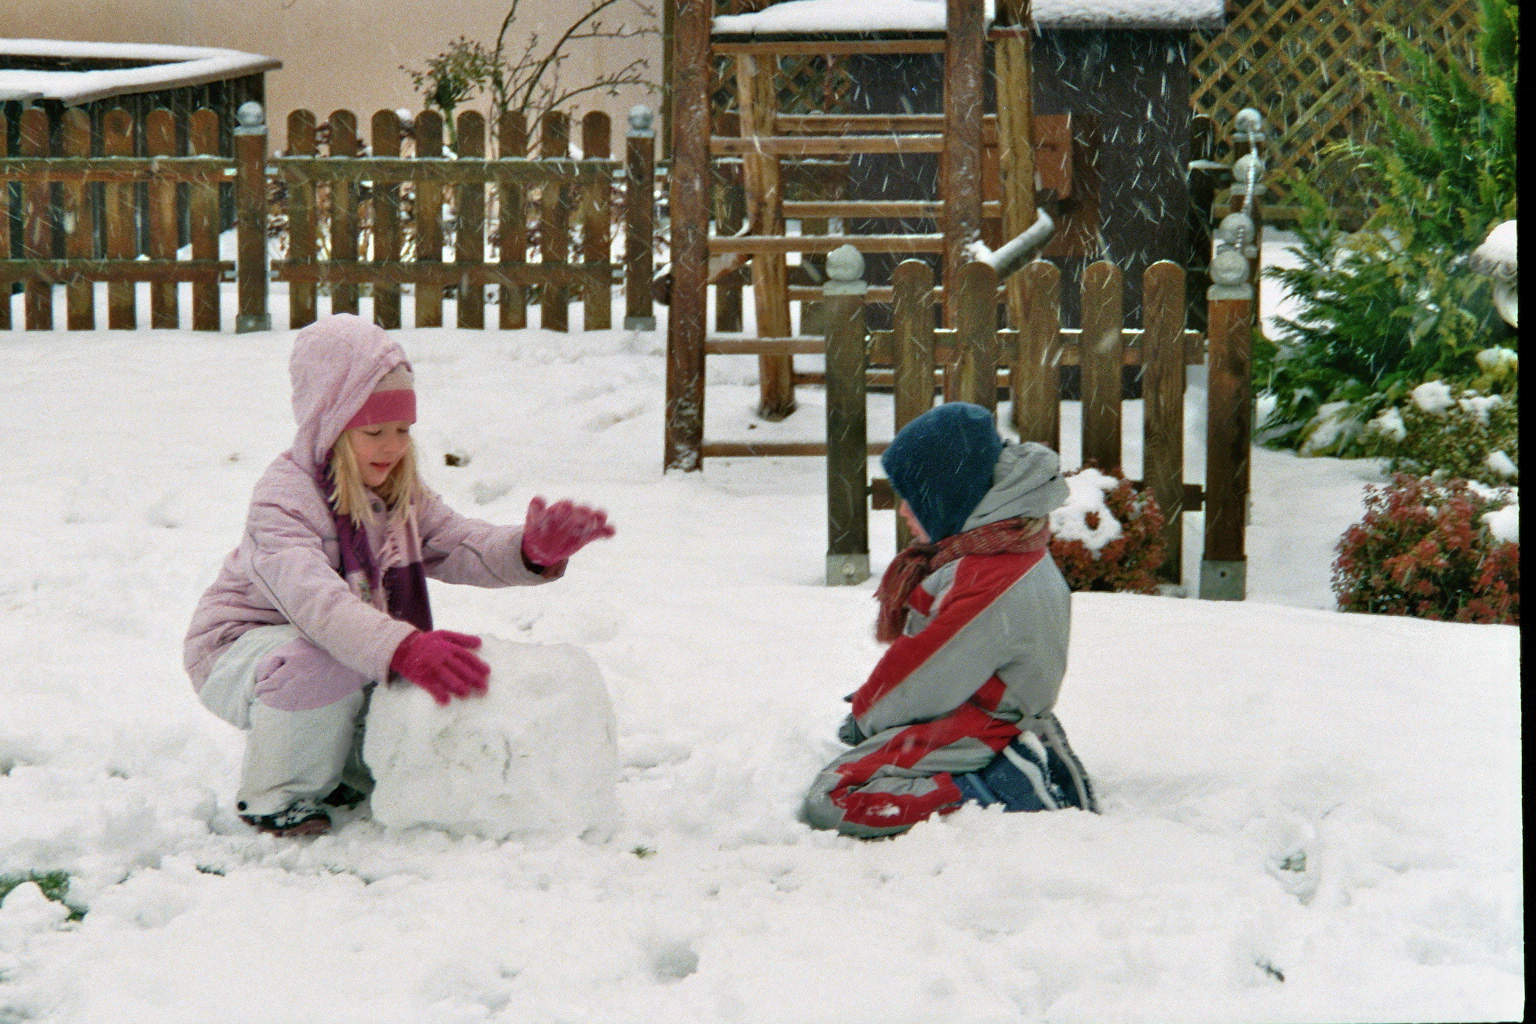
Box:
[737,52,796,420]
[267,156,614,185]
[710,142,744,331]
[579,111,611,330]
[235,104,271,333]
[61,108,97,331]
[995,0,1036,351]
[711,134,944,156]
[145,109,179,329]
[287,109,318,329]
[0,157,232,183]
[701,440,891,458]
[189,109,220,331]
[705,335,824,355]
[455,111,486,329]
[102,109,136,330]
[942,0,986,327]
[0,259,229,282]
[1080,260,1123,471]
[710,233,945,254]
[824,284,869,579]
[664,0,711,471]
[328,109,360,317]
[497,112,528,329]
[20,108,52,330]
[274,261,605,288]
[1012,259,1061,449]
[775,113,995,135]
[370,110,403,329]
[414,110,445,328]
[1141,260,1187,581]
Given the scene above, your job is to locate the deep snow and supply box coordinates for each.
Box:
[0,258,1522,1023]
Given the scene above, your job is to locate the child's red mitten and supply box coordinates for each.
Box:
[389,630,490,705]
[521,496,616,567]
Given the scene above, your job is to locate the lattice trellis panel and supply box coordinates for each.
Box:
[1192,0,1481,220]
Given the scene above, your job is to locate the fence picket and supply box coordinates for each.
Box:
[1012,259,1062,450]
[539,111,571,331]
[146,108,179,329]
[1080,260,1123,471]
[1141,260,1187,580]
[287,109,319,329]
[498,112,528,330]
[20,108,51,330]
[62,108,96,330]
[103,108,136,330]
[329,109,360,317]
[456,111,486,329]
[580,111,612,331]
[189,109,221,331]
[414,110,445,328]
[370,110,402,329]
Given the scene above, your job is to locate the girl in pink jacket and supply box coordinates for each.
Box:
[185,314,614,837]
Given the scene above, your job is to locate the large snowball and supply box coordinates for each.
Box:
[363,637,618,841]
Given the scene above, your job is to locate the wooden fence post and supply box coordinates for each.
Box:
[890,258,937,551]
[189,109,221,331]
[664,0,711,471]
[103,108,136,330]
[942,0,985,328]
[62,108,96,331]
[370,109,402,330]
[146,108,179,329]
[20,108,52,331]
[1201,216,1255,600]
[287,109,319,329]
[235,102,272,333]
[0,110,9,332]
[824,244,870,586]
[1080,260,1124,471]
[579,110,611,331]
[456,110,487,329]
[623,105,656,331]
[953,260,999,409]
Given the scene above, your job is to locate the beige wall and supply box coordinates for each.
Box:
[4,0,661,146]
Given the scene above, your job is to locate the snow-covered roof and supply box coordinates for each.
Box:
[713,0,1224,35]
[0,39,280,107]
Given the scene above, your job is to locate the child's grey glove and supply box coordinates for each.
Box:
[837,712,865,746]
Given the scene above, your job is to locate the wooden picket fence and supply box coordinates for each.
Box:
[0,104,657,333]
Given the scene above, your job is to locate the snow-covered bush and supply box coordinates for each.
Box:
[1332,473,1519,624]
[1357,371,1519,486]
[1049,466,1166,593]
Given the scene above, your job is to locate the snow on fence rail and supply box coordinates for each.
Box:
[0,102,657,334]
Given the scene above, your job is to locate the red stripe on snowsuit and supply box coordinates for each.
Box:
[853,548,1045,721]
[828,703,1019,830]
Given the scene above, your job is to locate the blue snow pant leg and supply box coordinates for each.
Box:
[955,712,1098,813]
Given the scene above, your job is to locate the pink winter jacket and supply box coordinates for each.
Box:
[184,314,554,691]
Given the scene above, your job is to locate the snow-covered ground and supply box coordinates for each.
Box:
[0,254,1521,1023]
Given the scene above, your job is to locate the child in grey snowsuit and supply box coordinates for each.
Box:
[802,402,1096,839]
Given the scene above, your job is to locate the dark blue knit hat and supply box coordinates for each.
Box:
[881,402,1002,542]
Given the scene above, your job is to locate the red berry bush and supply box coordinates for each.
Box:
[1332,474,1519,624]
[1049,466,1167,593]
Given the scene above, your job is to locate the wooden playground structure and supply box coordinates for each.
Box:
[662,0,1263,598]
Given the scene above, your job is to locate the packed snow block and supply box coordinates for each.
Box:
[363,637,618,841]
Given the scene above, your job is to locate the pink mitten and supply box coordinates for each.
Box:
[389,630,490,705]
[521,496,616,567]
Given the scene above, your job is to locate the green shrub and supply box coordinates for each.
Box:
[1332,473,1519,623]
[1049,467,1167,593]
[1257,0,1518,456]
[1356,359,1519,486]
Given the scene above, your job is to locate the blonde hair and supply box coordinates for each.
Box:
[328,429,421,526]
